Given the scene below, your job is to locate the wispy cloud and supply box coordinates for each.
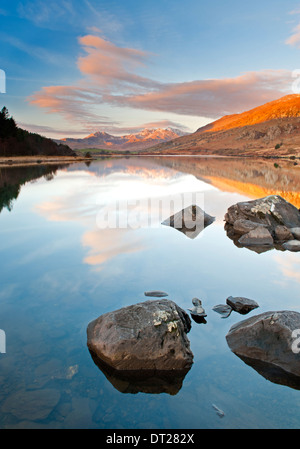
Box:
[17,0,124,38]
[29,32,293,133]
[1,33,71,66]
[17,0,76,27]
[286,7,300,48]
[286,23,300,47]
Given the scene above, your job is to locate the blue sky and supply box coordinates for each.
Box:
[1,0,300,138]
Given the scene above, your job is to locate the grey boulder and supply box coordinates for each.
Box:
[238,227,273,247]
[225,195,300,252]
[87,299,193,373]
[226,310,300,388]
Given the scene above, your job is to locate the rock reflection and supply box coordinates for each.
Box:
[190,315,207,324]
[88,350,191,395]
[232,354,300,390]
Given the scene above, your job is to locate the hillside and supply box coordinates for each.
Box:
[0,107,75,158]
[56,127,187,151]
[146,95,300,157]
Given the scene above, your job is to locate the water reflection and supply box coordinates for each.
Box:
[34,159,217,269]
[89,350,191,395]
[0,164,68,213]
[231,354,300,391]
[153,156,300,208]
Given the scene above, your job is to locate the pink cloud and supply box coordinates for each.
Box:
[286,23,300,47]
[77,34,158,89]
[29,33,293,131]
[102,70,293,117]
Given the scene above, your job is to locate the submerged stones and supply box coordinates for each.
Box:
[225,195,300,252]
[2,389,61,421]
[162,204,215,239]
[87,299,193,386]
[226,310,300,389]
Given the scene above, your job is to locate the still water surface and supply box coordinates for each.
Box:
[0,156,300,429]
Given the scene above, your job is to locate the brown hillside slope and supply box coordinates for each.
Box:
[196,94,300,133]
[146,95,300,157]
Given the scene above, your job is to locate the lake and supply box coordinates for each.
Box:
[0,156,300,429]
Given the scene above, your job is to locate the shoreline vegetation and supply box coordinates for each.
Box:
[0,106,76,162]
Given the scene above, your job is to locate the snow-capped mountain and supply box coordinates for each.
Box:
[55,127,188,151]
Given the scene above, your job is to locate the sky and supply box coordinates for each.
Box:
[1,0,300,138]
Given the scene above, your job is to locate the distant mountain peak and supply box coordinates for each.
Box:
[56,127,188,151]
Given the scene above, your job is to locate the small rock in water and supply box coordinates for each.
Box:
[144,291,169,298]
[212,403,225,418]
[162,204,215,239]
[212,304,233,318]
[289,227,300,240]
[238,227,273,247]
[226,296,259,315]
[282,240,300,252]
[188,298,207,317]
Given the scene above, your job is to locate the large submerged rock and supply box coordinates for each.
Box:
[225,195,300,252]
[226,310,300,389]
[87,299,193,374]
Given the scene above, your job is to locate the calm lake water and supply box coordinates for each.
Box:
[0,156,300,429]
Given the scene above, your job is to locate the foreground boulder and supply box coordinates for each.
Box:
[225,195,300,252]
[226,310,300,389]
[87,299,193,374]
[162,204,215,239]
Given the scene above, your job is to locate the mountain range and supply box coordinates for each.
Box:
[147,94,300,157]
[56,127,187,151]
